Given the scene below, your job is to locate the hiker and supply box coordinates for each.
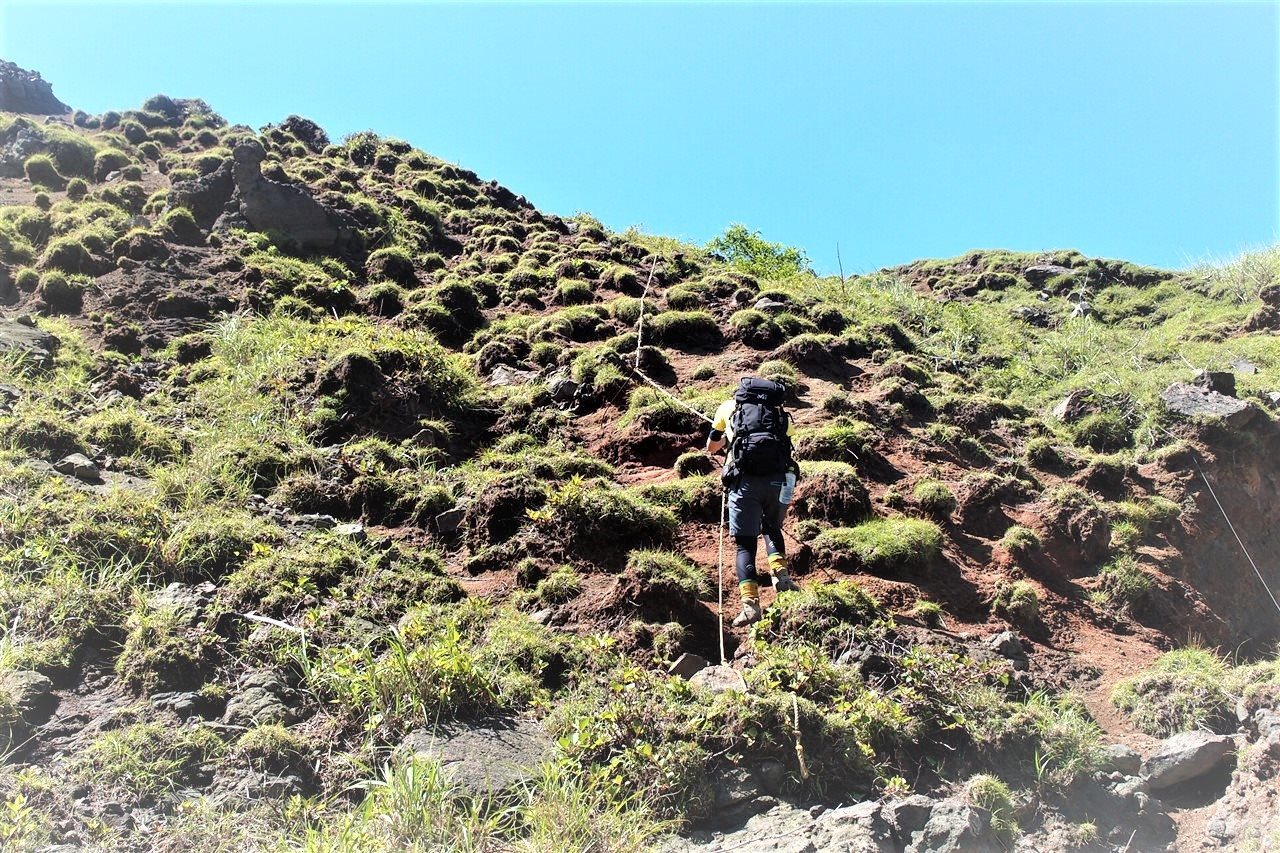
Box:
[706,376,800,627]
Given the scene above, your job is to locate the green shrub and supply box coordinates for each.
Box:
[673,451,715,478]
[1024,436,1062,468]
[646,311,722,349]
[729,308,782,347]
[1112,647,1233,736]
[163,512,279,578]
[754,580,881,647]
[116,598,220,693]
[554,279,595,305]
[665,284,706,310]
[992,580,1040,628]
[755,358,798,384]
[532,478,677,554]
[23,154,65,190]
[82,406,181,462]
[913,479,956,516]
[793,422,874,462]
[76,722,225,802]
[1071,412,1132,452]
[366,245,418,287]
[14,266,39,292]
[33,191,51,211]
[965,774,1018,843]
[534,565,583,604]
[37,270,84,312]
[233,724,313,773]
[999,525,1041,555]
[791,461,871,525]
[65,177,88,200]
[912,599,943,627]
[1094,554,1152,613]
[93,148,132,182]
[624,550,708,598]
[811,518,943,573]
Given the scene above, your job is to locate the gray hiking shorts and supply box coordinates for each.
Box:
[728,473,787,538]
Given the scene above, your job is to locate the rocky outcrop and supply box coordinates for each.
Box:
[169,139,357,251]
[0,316,58,368]
[0,60,68,114]
[1160,381,1257,427]
[398,719,553,796]
[223,140,357,251]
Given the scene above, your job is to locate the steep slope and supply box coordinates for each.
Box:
[0,62,1278,851]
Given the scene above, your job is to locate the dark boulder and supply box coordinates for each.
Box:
[169,160,236,229]
[222,140,359,252]
[1160,383,1258,428]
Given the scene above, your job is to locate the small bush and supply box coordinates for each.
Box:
[646,311,722,349]
[793,422,874,462]
[625,550,709,598]
[532,477,677,555]
[554,279,595,305]
[1094,554,1152,613]
[76,722,225,802]
[811,518,943,573]
[534,565,583,604]
[965,774,1018,843]
[992,580,1040,628]
[23,154,65,190]
[1000,525,1041,555]
[1112,647,1233,736]
[791,461,871,525]
[912,599,943,627]
[14,267,39,292]
[674,451,715,478]
[164,512,279,578]
[366,246,418,287]
[37,270,83,313]
[913,479,956,516]
[93,148,132,182]
[665,284,706,310]
[65,177,88,200]
[729,308,782,347]
[1024,437,1062,468]
[1071,412,1132,452]
[754,580,881,647]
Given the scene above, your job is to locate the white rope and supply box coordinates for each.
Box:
[633,261,657,370]
[1187,449,1280,619]
[717,487,728,665]
[630,366,715,425]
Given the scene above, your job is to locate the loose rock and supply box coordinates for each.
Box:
[1143,731,1235,791]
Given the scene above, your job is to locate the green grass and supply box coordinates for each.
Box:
[1109,646,1279,736]
[811,518,944,573]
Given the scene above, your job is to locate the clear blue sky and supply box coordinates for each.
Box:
[2,1,1277,274]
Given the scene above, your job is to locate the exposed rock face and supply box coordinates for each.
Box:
[0,60,68,114]
[1207,729,1280,848]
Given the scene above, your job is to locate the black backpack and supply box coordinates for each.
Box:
[728,377,792,476]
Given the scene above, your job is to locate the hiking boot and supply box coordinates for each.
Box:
[732,597,762,627]
[773,573,799,593]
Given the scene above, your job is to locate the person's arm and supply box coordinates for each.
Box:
[706,400,731,453]
[706,429,726,454]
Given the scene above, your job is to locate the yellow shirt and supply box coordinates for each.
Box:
[712,399,796,446]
